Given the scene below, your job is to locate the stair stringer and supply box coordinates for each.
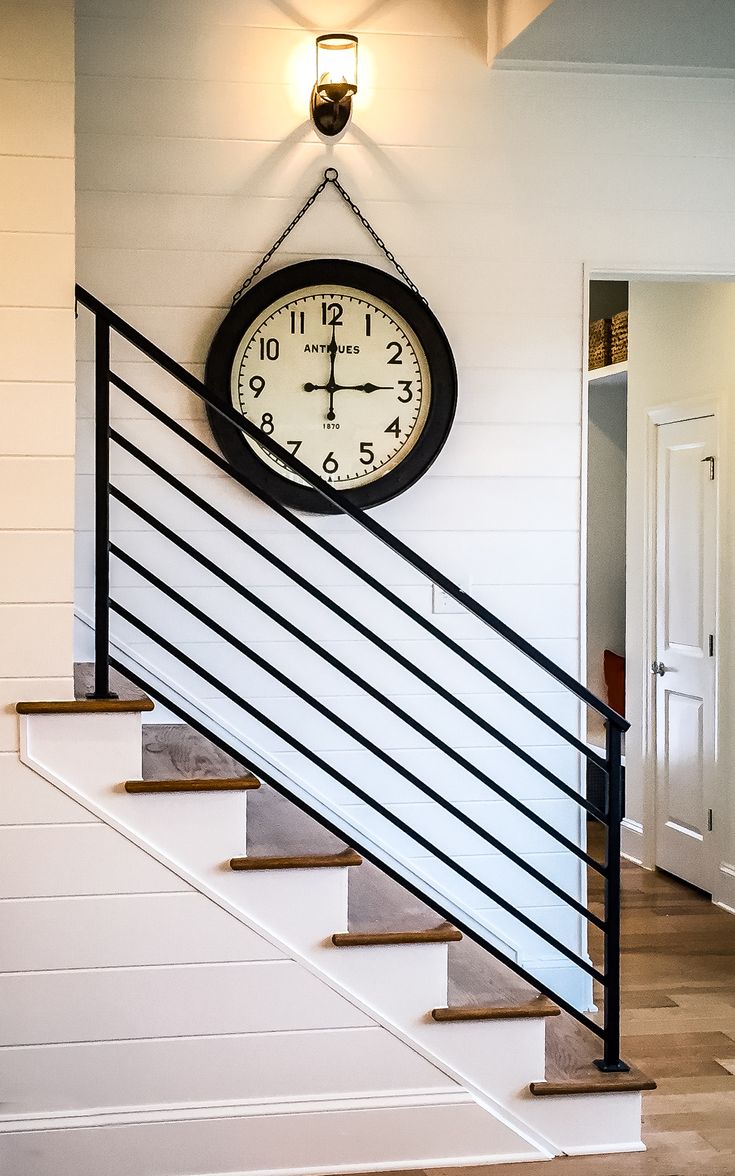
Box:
[19,710,645,1158]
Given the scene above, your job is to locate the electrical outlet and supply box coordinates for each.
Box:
[432,581,470,614]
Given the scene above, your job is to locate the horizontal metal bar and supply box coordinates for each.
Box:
[76,285,624,730]
[110,533,605,930]
[109,429,606,831]
[109,371,609,770]
[111,485,608,877]
[109,598,604,983]
[109,653,606,1039]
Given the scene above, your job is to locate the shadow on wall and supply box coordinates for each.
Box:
[272,0,488,59]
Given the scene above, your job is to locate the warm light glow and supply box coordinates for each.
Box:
[315,34,358,102]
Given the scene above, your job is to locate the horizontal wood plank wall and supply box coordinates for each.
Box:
[72,2,735,985]
[0,0,76,732]
[0,764,461,1125]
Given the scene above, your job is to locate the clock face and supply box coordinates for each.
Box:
[205,260,457,514]
[231,285,431,490]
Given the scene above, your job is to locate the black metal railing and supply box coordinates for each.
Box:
[76,284,631,1072]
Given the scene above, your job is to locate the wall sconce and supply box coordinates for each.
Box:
[311,34,358,137]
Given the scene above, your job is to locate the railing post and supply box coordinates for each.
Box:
[86,314,117,700]
[595,719,629,1072]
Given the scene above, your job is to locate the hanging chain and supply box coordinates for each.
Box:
[232,168,427,305]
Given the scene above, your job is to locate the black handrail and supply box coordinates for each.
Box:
[77,286,631,1073]
[76,284,628,732]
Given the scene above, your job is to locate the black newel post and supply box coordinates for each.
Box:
[87,314,117,700]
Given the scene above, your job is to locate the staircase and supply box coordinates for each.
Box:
[2,288,654,1171]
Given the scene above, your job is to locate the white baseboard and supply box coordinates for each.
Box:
[714,862,735,915]
[0,1094,547,1175]
[621,818,644,864]
[0,1089,469,1134]
[564,1141,647,1156]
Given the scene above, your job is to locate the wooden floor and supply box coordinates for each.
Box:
[344,857,735,1174]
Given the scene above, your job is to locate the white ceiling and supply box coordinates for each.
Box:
[495,0,735,73]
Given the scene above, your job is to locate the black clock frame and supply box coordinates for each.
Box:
[205,259,457,514]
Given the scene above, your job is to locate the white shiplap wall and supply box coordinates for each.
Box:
[0,0,76,738]
[2,755,508,1173]
[73,1,735,993]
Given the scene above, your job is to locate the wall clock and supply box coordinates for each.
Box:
[205,259,457,514]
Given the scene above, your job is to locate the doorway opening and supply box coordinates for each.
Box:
[584,275,733,909]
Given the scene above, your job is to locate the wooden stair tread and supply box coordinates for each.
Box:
[530,1065,656,1096]
[230,849,362,871]
[432,997,560,1022]
[332,922,462,947]
[17,698,154,715]
[125,777,259,793]
[535,1013,656,1095]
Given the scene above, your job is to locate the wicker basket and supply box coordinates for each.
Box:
[589,317,611,370]
[611,310,628,364]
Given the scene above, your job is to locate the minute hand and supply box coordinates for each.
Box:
[302,381,392,394]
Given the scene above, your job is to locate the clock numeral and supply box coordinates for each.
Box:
[385,417,401,438]
[322,451,339,475]
[287,440,302,456]
[321,302,344,328]
[397,380,413,403]
[260,412,275,435]
[259,337,280,361]
[365,313,372,337]
[386,341,403,365]
[290,311,305,334]
[249,375,266,398]
[359,442,375,466]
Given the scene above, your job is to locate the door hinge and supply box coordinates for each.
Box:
[701,455,715,480]
[707,809,714,832]
[709,633,715,657]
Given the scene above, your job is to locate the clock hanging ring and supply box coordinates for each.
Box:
[205,180,457,515]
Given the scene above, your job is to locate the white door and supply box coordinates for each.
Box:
[654,415,717,892]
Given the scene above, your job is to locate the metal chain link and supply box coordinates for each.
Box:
[232,167,427,306]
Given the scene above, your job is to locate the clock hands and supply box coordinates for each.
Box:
[303,381,393,394]
[303,316,393,420]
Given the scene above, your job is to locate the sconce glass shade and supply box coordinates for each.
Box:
[311,33,358,137]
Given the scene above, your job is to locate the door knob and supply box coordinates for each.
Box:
[651,661,667,677]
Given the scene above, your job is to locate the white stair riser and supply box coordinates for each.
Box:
[23,712,142,788]
[416,1017,547,1102]
[122,789,250,868]
[525,1090,645,1154]
[216,867,350,948]
[316,941,450,1025]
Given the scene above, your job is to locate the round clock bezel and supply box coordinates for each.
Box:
[205,259,457,514]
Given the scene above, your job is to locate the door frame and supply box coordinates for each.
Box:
[582,265,733,913]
